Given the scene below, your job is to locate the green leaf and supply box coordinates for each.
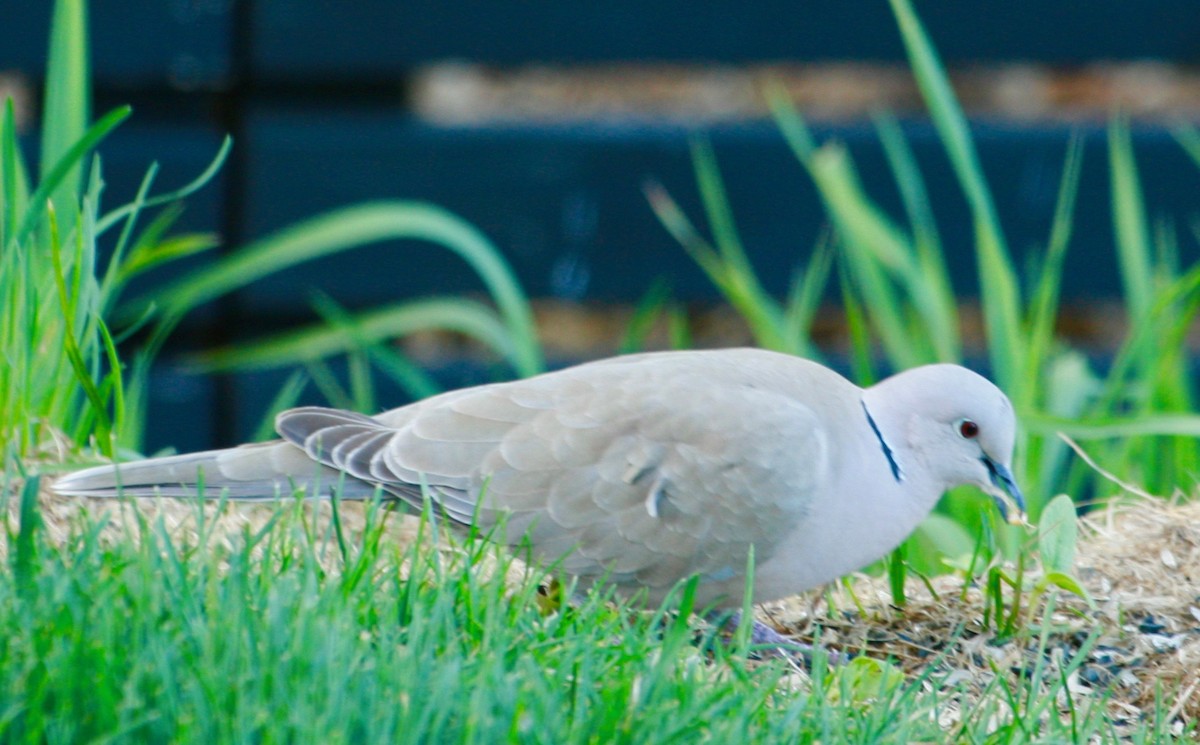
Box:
[781,238,832,360]
[119,231,220,283]
[251,369,308,442]
[48,202,112,454]
[96,136,232,234]
[619,280,673,354]
[828,657,906,706]
[689,139,788,350]
[1037,494,1078,574]
[1038,571,1092,603]
[905,512,973,576]
[874,112,959,362]
[12,475,42,596]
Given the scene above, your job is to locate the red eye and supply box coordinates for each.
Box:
[958,419,980,439]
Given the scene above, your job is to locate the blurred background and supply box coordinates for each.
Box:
[3,0,1200,453]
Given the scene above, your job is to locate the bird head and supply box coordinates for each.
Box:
[865,364,1026,525]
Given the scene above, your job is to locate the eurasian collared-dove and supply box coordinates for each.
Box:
[53,348,1024,612]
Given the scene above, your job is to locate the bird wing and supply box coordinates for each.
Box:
[276,353,827,592]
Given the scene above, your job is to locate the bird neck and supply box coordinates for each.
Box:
[861,398,903,483]
[857,386,946,517]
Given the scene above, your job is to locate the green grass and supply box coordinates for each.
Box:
[3,479,1182,744]
[0,0,228,463]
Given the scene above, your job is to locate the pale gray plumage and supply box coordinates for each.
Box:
[53,348,1024,608]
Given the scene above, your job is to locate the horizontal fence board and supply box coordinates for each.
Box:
[252,0,1200,77]
[7,3,1199,88]
[142,365,218,455]
[4,1,230,88]
[7,3,1190,86]
[236,111,1199,320]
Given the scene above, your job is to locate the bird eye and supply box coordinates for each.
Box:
[957,419,980,439]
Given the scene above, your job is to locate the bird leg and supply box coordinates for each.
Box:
[713,610,847,666]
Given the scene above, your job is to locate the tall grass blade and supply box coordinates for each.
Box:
[251,370,308,442]
[131,201,543,378]
[887,0,1023,394]
[1,98,30,247]
[1174,122,1200,169]
[48,204,112,454]
[691,140,789,350]
[839,260,876,385]
[764,81,817,159]
[1025,137,1083,387]
[874,112,959,361]
[619,280,674,353]
[808,144,925,368]
[372,352,443,401]
[1023,412,1200,440]
[769,93,952,368]
[17,106,130,242]
[95,136,231,234]
[781,238,833,360]
[190,297,517,373]
[644,176,792,352]
[40,0,90,234]
[1108,118,1155,326]
[12,475,42,597]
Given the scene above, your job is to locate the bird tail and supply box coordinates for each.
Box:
[52,440,380,500]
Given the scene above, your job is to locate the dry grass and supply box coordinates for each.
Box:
[760,497,1200,729]
[1,489,423,570]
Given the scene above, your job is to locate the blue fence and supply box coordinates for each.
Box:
[5,1,1200,451]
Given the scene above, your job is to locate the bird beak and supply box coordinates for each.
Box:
[982,456,1027,526]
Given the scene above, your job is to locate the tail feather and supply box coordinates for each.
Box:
[52,440,382,500]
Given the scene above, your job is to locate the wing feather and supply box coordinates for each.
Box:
[273,352,830,600]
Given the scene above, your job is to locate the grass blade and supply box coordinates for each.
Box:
[888,0,1023,394]
[189,296,517,373]
[619,280,674,354]
[18,106,131,243]
[1,97,30,247]
[1108,117,1155,326]
[644,174,791,352]
[95,136,232,235]
[874,112,959,361]
[40,0,90,232]
[1024,136,1083,388]
[48,204,112,454]
[130,201,543,378]
[781,237,833,360]
[690,139,788,350]
[251,370,308,442]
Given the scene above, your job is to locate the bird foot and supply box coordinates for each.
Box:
[714,610,849,667]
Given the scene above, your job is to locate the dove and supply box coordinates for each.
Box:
[53,348,1024,618]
